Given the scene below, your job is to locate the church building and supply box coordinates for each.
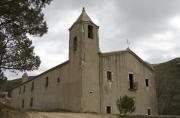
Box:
[11,8,158,115]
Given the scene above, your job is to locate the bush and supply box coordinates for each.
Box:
[116,95,135,115]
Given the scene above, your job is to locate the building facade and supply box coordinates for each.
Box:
[11,8,158,115]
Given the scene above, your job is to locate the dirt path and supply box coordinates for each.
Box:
[38,112,116,118]
[39,112,81,118]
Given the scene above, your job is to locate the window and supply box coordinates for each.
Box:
[57,77,60,83]
[22,99,24,108]
[30,97,33,108]
[0,94,5,98]
[73,37,77,51]
[31,81,34,92]
[88,25,93,39]
[107,71,112,81]
[106,106,111,113]
[145,79,149,87]
[19,87,21,95]
[147,108,151,115]
[23,85,26,93]
[129,73,134,89]
[45,77,48,88]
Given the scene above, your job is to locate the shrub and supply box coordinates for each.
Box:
[116,95,135,115]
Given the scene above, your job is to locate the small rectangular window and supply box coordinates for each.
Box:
[22,99,24,108]
[30,97,33,108]
[88,25,93,39]
[57,77,60,83]
[19,87,21,95]
[106,106,111,113]
[73,37,77,51]
[129,73,134,89]
[147,108,151,115]
[31,81,34,92]
[23,85,26,93]
[45,77,48,88]
[145,79,149,87]
[107,71,112,81]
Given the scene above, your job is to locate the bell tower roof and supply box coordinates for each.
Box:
[69,7,99,30]
[76,7,92,22]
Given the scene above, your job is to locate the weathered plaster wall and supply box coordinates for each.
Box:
[100,51,158,115]
[11,62,82,112]
[80,23,100,113]
[69,20,101,113]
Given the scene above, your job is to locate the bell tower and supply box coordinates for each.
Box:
[69,8,100,112]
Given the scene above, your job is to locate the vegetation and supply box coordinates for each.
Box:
[0,0,52,82]
[116,95,135,116]
[0,78,21,92]
[0,76,34,92]
[154,57,180,115]
[0,102,17,111]
[0,102,27,118]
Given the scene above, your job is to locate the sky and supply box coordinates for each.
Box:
[6,0,180,80]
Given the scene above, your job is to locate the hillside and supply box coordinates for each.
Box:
[153,58,180,115]
[0,78,21,92]
[0,76,34,92]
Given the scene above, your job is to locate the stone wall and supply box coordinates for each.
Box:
[100,50,158,115]
[11,61,83,111]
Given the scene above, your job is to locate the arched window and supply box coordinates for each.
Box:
[45,77,48,88]
[23,85,26,93]
[22,99,24,108]
[30,97,33,108]
[19,87,21,95]
[107,71,112,81]
[73,37,77,51]
[145,79,149,87]
[129,73,134,89]
[31,81,34,92]
[88,25,93,39]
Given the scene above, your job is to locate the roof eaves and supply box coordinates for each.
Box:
[100,50,127,56]
[11,60,69,90]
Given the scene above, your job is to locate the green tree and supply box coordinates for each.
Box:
[116,95,135,116]
[0,0,52,81]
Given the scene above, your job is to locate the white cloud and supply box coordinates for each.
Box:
[6,0,180,80]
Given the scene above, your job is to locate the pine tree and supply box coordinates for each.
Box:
[0,0,52,80]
